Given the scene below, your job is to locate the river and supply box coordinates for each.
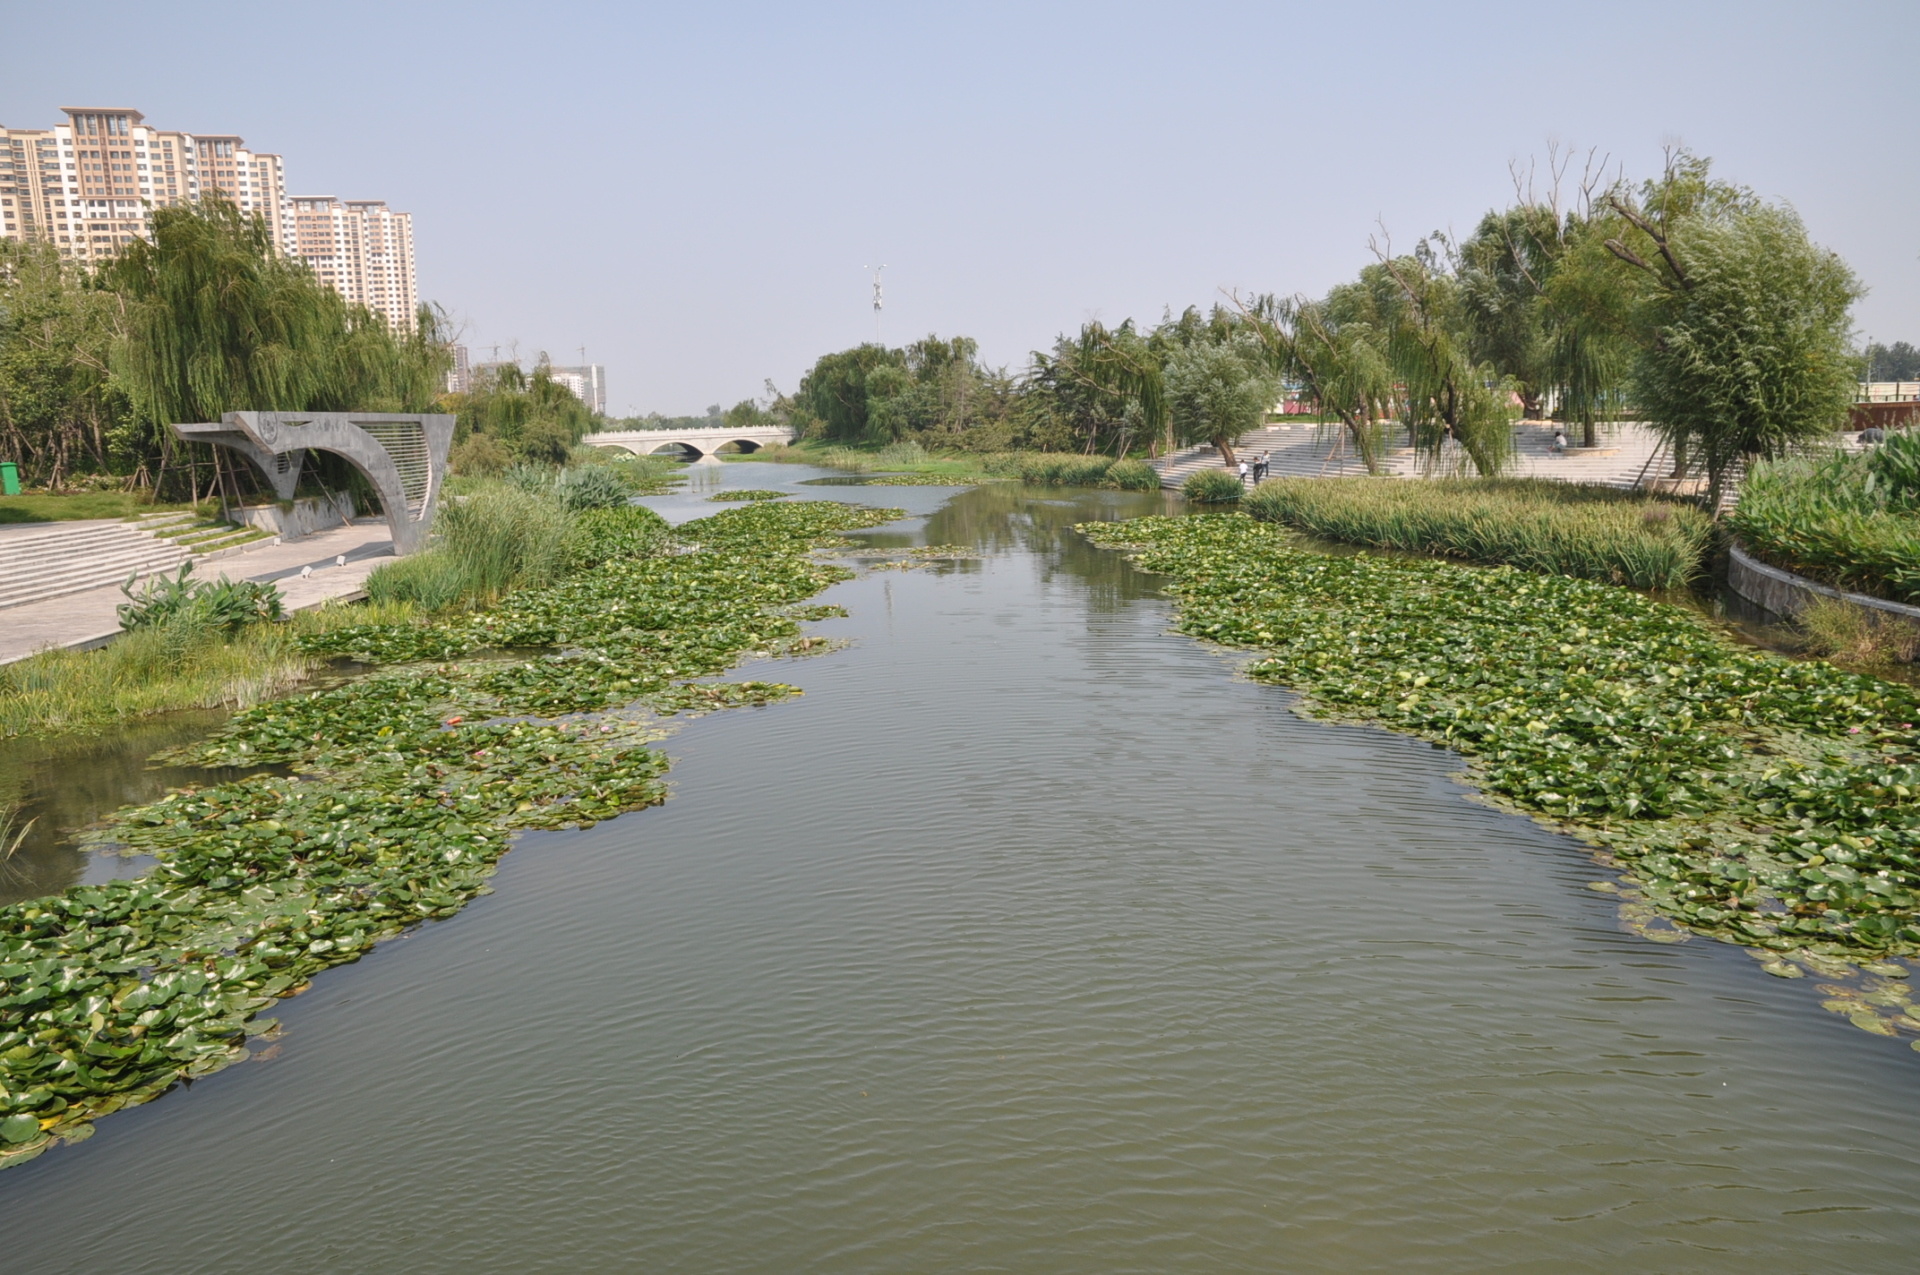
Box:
[4,460,1920,1271]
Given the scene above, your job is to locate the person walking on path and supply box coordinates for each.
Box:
[1255,453,1270,483]
[1237,459,1251,485]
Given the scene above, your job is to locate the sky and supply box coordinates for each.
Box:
[6,0,1916,416]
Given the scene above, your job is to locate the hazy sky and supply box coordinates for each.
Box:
[6,0,1915,415]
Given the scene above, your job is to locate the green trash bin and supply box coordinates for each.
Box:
[0,462,19,496]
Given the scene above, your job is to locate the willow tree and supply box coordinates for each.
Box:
[1234,291,1393,472]
[1163,331,1275,465]
[1602,152,1861,510]
[1028,320,1167,455]
[106,199,448,493]
[1361,245,1515,476]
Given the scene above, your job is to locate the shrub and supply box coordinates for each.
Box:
[1184,469,1245,503]
[1015,454,1116,486]
[553,465,632,510]
[1107,458,1161,490]
[117,562,284,633]
[449,433,512,477]
[1242,477,1709,590]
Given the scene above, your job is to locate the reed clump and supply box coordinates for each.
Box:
[1241,477,1709,590]
[1794,597,1920,668]
[1184,469,1245,503]
[366,482,574,611]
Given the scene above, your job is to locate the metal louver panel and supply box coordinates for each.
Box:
[355,419,431,514]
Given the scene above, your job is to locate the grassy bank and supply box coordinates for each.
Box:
[0,499,901,1166]
[0,601,422,739]
[1,477,670,740]
[759,439,1159,490]
[1242,478,1712,591]
[1080,513,1920,1003]
[0,493,217,525]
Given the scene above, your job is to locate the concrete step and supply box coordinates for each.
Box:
[0,518,205,611]
[0,549,192,611]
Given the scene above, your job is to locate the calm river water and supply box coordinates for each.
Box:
[5,461,1920,1271]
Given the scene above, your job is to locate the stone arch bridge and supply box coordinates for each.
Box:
[580,424,794,459]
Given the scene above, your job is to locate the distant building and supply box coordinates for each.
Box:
[0,104,420,331]
[446,344,471,394]
[547,365,607,415]
[284,196,418,331]
[0,106,284,261]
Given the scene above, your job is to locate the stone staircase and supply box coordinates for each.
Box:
[1152,421,1678,492]
[0,512,260,612]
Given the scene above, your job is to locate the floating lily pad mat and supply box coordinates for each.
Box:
[1079,512,1920,1027]
[0,500,903,1167]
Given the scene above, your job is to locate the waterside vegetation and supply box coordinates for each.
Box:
[1729,434,1920,605]
[1243,477,1712,591]
[1081,514,1920,1000]
[0,499,902,1166]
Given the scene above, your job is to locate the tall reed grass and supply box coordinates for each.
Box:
[366,482,574,610]
[1242,477,1710,590]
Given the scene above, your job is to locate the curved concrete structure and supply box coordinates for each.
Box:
[1727,539,1920,624]
[172,410,454,555]
[581,424,793,459]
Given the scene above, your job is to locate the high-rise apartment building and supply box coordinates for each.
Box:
[445,344,472,394]
[0,105,416,330]
[0,107,284,261]
[284,196,418,331]
[547,365,607,415]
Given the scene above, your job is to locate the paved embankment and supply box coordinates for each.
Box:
[1154,421,1674,491]
[0,521,394,665]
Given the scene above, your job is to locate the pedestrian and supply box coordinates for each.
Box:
[1238,458,1250,484]
[1255,452,1270,482]
[1551,428,1568,453]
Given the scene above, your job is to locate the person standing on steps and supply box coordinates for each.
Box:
[1255,452,1270,483]
[1238,458,1251,485]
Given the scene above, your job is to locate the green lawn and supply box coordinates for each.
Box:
[0,492,215,525]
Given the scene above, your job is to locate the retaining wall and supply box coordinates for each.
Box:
[1726,540,1920,624]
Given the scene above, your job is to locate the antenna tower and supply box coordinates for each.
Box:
[866,264,886,344]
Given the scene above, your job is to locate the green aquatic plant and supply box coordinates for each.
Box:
[0,500,903,1167]
[1183,469,1244,503]
[366,483,577,611]
[1242,477,1710,590]
[1079,513,1920,980]
[707,489,790,502]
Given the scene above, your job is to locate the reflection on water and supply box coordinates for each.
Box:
[6,467,1920,1271]
[0,712,250,907]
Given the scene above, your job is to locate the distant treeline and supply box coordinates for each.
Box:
[771,148,1868,509]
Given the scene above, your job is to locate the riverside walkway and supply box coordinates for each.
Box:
[0,520,394,666]
[1154,420,1676,491]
